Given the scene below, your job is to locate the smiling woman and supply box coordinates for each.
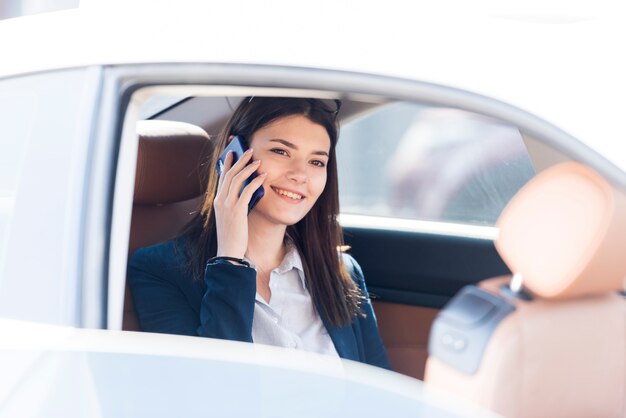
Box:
[127,97,390,369]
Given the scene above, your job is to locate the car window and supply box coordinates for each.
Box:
[0,69,92,325]
[337,102,536,226]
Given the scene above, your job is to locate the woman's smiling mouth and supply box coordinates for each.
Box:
[271,186,305,201]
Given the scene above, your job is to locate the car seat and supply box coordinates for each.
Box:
[123,120,213,331]
[424,162,626,418]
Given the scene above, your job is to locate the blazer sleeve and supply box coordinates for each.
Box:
[198,262,257,342]
[128,245,200,336]
[344,254,392,370]
[128,243,257,342]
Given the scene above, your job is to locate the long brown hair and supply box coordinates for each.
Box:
[182,97,363,327]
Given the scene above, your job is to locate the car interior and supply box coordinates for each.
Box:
[123,92,514,377]
[120,88,626,416]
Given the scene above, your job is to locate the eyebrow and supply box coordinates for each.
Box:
[269,138,329,157]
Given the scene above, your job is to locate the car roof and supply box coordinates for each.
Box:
[2,1,625,173]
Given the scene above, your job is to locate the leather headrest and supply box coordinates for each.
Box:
[134,120,213,205]
[496,162,626,299]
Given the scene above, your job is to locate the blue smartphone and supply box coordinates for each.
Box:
[216,135,265,212]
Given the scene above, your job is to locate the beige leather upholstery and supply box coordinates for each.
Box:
[373,302,439,380]
[123,120,213,331]
[496,162,626,299]
[425,162,626,418]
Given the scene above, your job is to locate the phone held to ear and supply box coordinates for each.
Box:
[216,135,265,212]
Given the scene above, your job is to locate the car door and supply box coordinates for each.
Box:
[0,63,494,418]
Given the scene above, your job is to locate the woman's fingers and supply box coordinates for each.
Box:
[226,159,262,202]
[216,151,234,193]
[238,171,267,205]
[216,149,253,197]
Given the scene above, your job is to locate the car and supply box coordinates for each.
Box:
[1,2,624,417]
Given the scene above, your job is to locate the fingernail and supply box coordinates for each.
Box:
[246,149,253,154]
[253,159,261,164]
[260,172,267,176]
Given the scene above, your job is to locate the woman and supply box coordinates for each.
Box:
[128,97,390,369]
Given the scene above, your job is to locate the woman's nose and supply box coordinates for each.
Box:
[287,159,308,184]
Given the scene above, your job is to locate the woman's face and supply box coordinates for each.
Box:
[248,114,331,226]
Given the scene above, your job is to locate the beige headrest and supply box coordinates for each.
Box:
[496,162,626,299]
[134,120,213,205]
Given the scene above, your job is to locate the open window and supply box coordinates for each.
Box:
[105,65,594,381]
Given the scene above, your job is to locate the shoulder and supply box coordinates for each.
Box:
[340,252,366,287]
[128,237,190,280]
[341,253,380,326]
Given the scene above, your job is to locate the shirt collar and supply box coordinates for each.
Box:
[275,241,304,275]
[274,242,307,291]
[244,241,307,289]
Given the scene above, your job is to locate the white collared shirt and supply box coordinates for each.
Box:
[248,246,339,357]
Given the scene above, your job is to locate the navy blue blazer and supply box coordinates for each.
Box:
[128,238,391,370]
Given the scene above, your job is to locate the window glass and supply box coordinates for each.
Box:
[0,69,91,325]
[139,95,188,119]
[337,102,536,226]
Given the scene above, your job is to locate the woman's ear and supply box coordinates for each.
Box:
[227,135,234,142]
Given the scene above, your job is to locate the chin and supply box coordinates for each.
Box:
[250,204,307,226]
[270,212,307,226]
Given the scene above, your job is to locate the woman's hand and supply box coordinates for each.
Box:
[213,149,267,259]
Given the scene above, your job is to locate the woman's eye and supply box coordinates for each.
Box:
[311,160,326,168]
[270,148,288,156]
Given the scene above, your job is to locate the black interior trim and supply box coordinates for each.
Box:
[368,287,451,309]
[345,226,511,308]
